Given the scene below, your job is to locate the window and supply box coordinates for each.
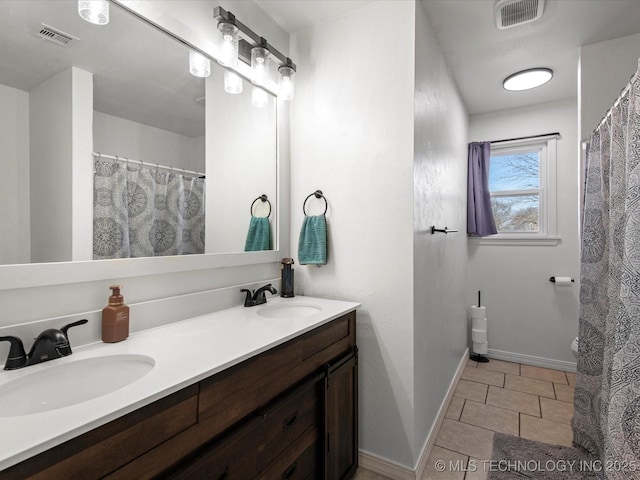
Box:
[486,135,558,243]
[490,148,541,232]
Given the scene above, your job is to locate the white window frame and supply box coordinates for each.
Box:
[471,134,558,245]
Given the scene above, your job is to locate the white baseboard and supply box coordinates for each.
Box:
[414,347,469,479]
[488,348,577,372]
[358,451,415,480]
[358,347,470,480]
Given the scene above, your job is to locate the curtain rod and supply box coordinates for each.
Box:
[92,152,205,178]
[490,132,560,144]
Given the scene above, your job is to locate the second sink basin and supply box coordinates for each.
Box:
[257,303,322,319]
[0,354,155,417]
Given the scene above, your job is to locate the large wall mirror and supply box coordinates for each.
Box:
[0,0,277,266]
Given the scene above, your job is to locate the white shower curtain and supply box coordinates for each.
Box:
[573,62,640,479]
[93,158,205,259]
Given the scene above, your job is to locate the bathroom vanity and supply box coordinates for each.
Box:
[0,297,359,479]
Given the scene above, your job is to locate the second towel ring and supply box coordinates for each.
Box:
[303,190,328,216]
[250,194,272,218]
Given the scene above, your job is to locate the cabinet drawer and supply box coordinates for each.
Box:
[259,379,320,465]
[167,416,262,480]
[199,312,354,439]
[258,427,319,480]
[301,314,350,360]
[4,385,199,480]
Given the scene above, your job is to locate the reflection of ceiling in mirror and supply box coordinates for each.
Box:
[0,0,205,138]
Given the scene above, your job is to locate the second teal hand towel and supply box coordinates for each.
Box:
[245,216,271,251]
[298,215,327,265]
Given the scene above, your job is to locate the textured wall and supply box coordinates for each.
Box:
[290,0,470,468]
[413,0,470,463]
[290,0,417,467]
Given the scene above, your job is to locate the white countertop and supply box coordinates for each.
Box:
[0,296,360,471]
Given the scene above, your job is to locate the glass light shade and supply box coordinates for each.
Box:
[189,51,211,78]
[252,86,268,108]
[503,68,553,91]
[251,46,270,86]
[78,0,109,25]
[217,22,238,67]
[224,70,243,94]
[278,65,295,101]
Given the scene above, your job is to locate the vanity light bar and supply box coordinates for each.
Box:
[214,6,296,72]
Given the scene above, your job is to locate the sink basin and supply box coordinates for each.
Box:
[257,303,322,319]
[0,354,155,417]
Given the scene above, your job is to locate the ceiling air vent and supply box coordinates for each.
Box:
[495,0,545,30]
[37,23,79,47]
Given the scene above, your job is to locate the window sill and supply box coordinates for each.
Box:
[468,235,561,246]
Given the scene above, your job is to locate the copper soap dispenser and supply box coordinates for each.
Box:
[102,285,129,343]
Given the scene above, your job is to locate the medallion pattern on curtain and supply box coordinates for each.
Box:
[93,159,205,259]
[574,68,640,479]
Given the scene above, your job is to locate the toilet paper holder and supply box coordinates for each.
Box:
[549,276,575,283]
[431,226,459,234]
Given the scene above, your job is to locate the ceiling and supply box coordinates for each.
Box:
[1,0,205,138]
[253,0,640,115]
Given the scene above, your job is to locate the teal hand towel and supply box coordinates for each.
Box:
[298,215,327,265]
[245,216,271,251]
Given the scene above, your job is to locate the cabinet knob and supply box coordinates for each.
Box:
[216,466,229,480]
[282,461,298,479]
[282,411,298,431]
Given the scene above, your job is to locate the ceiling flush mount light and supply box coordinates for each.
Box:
[278,60,295,101]
[217,19,239,67]
[503,68,553,91]
[189,50,211,78]
[78,0,109,25]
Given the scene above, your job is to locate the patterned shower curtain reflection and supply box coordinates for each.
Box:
[573,62,640,479]
[93,158,205,259]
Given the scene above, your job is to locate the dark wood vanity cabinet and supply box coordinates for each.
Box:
[3,311,358,480]
[324,351,358,480]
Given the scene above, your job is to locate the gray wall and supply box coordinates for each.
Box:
[413,0,470,465]
[580,32,640,142]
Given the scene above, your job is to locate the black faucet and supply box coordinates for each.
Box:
[241,284,278,307]
[0,319,88,370]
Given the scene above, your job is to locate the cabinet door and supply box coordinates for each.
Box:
[164,414,262,480]
[324,348,358,480]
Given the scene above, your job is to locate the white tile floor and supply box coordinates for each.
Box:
[353,358,575,480]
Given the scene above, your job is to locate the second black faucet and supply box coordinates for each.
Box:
[241,284,278,307]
